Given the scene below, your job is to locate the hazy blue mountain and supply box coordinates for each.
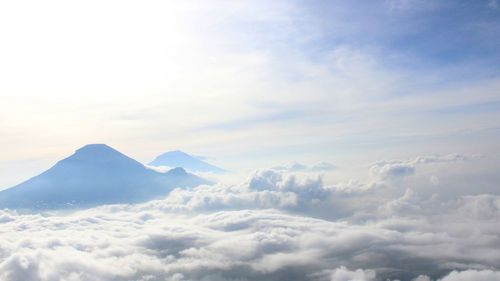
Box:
[0,144,211,210]
[149,150,227,173]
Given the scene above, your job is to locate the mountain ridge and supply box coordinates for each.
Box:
[149,150,227,173]
[0,144,211,210]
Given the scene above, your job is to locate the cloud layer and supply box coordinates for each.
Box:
[1,154,500,280]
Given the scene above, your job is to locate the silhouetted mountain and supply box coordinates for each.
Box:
[149,150,227,173]
[0,144,211,210]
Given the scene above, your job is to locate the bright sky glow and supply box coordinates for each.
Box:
[1,0,500,187]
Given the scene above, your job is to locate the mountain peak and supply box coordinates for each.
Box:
[52,143,146,171]
[78,143,112,150]
[167,167,188,175]
[149,150,227,173]
[75,143,117,154]
[0,145,212,210]
[160,150,188,156]
[70,144,127,161]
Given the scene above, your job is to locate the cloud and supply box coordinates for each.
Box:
[271,161,308,172]
[378,188,421,216]
[311,162,337,171]
[128,168,328,214]
[1,155,500,280]
[144,164,173,173]
[414,269,500,281]
[413,154,469,164]
[369,154,468,180]
[2,197,500,281]
[371,162,416,179]
[322,266,376,281]
[271,161,336,172]
[137,153,493,220]
[438,269,500,281]
[454,194,500,220]
[248,169,327,200]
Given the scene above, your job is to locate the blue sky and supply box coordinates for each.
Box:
[1,0,500,187]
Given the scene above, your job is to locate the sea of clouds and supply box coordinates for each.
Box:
[1,154,500,281]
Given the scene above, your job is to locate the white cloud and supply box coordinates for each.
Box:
[272,161,337,172]
[311,162,337,171]
[272,161,308,172]
[413,154,469,164]
[438,269,500,281]
[413,275,432,281]
[371,161,416,179]
[369,154,468,181]
[326,266,376,281]
[415,269,500,281]
[144,165,174,173]
[1,155,500,280]
[379,188,421,216]
[2,198,500,281]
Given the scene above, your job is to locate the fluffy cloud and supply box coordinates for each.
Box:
[413,269,500,281]
[123,169,328,215]
[370,162,416,179]
[248,169,327,199]
[321,266,376,281]
[1,154,499,281]
[369,154,468,180]
[1,196,500,281]
[438,269,500,281]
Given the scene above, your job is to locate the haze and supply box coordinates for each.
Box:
[1,1,500,280]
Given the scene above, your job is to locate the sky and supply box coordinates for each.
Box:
[1,0,500,187]
[1,1,500,280]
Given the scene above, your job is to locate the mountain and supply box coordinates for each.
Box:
[148,150,227,173]
[0,144,211,210]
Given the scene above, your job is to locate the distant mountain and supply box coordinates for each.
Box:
[149,150,227,173]
[0,144,211,210]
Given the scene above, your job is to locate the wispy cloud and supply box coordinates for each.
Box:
[1,0,500,172]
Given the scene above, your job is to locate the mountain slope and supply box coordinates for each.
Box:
[148,150,227,173]
[0,144,211,210]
